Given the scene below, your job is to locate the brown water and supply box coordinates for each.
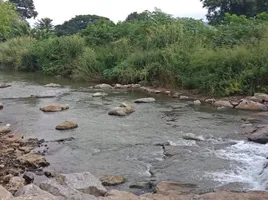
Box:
[1,71,268,193]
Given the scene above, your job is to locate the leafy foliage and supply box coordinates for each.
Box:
[8,0,37,19]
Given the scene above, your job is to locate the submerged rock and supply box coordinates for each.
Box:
[236,99,267,111]
[253,112,268,117]
[44,83,61,88]
[134,97,156,103]
[17,153,49,168]
[55,121,78,130]
[193,100,201,105]
[101,175,126,186]
[108,103,135,116]
[0,185,13,200]
[0,102,3,110]
[129,181,153,189]
[214,100,233,108]
[40,104,69,112]
[0,83,11,88]
[92,92,107,97]
[94,83,113,89]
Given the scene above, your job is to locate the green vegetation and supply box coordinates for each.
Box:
[1,1,268,96]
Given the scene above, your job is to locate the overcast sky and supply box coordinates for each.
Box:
[31,0,207,25]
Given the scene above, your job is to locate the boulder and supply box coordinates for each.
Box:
[0,125,11,134]
[253,112,268,117]
[23,172,34,185]
[243,125,268,144]
[40,104,69,112]
[0,83,11,88]
[55,121,78,130]
[40,172,106,197]
[254,93,268,102]
[114,84,126,89]
[94,84,113,89]
[44,83,61,88]
[129,181,153,189]
[213,100,233,108]
[236,99,267,111]
[108,103,135,116]
[180,96,189,100]
[0,102,3,110]
[17,153,49,168]
[0,185,13,200]
[217,106,228,111]
[193,100,201,105]
[100,175,126,186]
[172,93,180,98]
[14,184,57,199]
[204,99,216,104]
[92,92,107,97]
[134,98,156,103]
[7,177,25,193]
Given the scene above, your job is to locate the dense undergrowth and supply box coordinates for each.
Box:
[1,8,268,96]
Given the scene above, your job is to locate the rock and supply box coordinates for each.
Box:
[114,84,126,89]
[23,172,34,184]
[104,190,141,200]
[3,174,14,183]
[44,83,61,87]
[0,125,11,134]
[180,96,189,100]
[40,172,106,197]
[164,91,171,95]
[55,121,78,130]
[197,191,268,200]
[172,93,180,98]
[253,112,268,117]
[241,124,253,128]
[94,84,113,89]
[7,177,25,193]
[0,83,11,88]
[155,181,199,196]
[193,100,201,105]
[8,169,20,176]
[40,104,69,112]
[44,171,57,178]
[0,102,3,110]
[134,98,156,103]
[92,92,107,97]
[14,184,57,199]
[182,133,203,141]
[11,195,60,200]
[247,96,263,103]
[254,93,268,102]
[217,106,228,111]
[53,137,75,143]
[3,134,23,143]
[242,125,268,144]
[100,175,126,186]
[129,181,153,189]
[17,153,49,168]
[0,185,13,200]
[214,100,233,108]
[18,147,32,154]
[236,99,267,111]
[0,164,4,169]
[204,99,216,104]
[108,103,135,116]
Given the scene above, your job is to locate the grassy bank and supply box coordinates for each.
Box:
[1,10,268,96]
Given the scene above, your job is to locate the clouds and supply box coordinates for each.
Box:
[32,0,207,25]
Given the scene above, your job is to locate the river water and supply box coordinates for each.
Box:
[0,71,268,193]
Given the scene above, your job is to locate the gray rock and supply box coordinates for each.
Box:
[134,98,156,103]
[94,84,113,89]
[114,84,126,89]
[108,103,135,117]
[205,98,216,104]
[12,195,60,200]
[23,172,35,185]
[0,102,3,109]
[214,100,233,108]
[92,92,107,97]
[236,99,267,111]
[40,172,106,197]
[129,181,153,189]
[0,83,11,88]
[243,125,268,144]
[8,169,20,177]
[254,93,268,102]
[44,83,61,88]
[14,184,57,198]
[0,125,11,134]
[0,185,13,200]
[193,100,201,105]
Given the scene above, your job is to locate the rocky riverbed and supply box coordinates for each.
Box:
[1,72,268,199]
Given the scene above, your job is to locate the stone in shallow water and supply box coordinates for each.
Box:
[236,99,267,111]
[101,175,126,186]
[214,100,233,108]
[108,103,135,117]
[40,104,69,112]
[17,153,49,168]
[94,83,113,89]
[134,98,156,103]
[0,83,11,88]
[44,83,61,88]
[55,121,78,130]
[0,125,11,134]
[92,92,107,97]
[193,100,201,105]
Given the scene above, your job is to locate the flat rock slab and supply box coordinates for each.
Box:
[134,98,156,103]
[44,83,61,88]
[94,84,113,89]
[108,103,135,117]
[56,121,78,130]
[40,104,69,112]
[101,175,126,186]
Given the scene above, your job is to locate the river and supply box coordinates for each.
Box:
[0,71,268,193]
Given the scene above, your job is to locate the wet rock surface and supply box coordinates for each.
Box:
[108,103,135,116]
[236,99,267,111]
[40,104,69,112]
[44,83,61,88]
[55,121,78,130]
[134,98,156,103]
[242,124,268,144]
[100,175,126,186]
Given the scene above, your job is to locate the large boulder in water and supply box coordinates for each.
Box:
[14,184,57,199]
[242,124,268,144]
[94,83,113,89]
[253,93,268,102]
[108,103,135,116]
[40,104,69,112]
[236,99,267,111]
[40,172,106,198]
[134,97,156,103]
[55,121,78,130]
[213,100,233,108]
[0,125,11,134]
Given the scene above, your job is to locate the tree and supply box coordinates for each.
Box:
[55,15,111,36]
[9,0,38,19]
[201,0,268,24]
[34,18,54,31]
[0,0,20,40]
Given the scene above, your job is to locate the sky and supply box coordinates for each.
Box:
[31,0,207,25]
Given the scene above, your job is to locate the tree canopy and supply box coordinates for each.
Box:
[8,0,38,19]
[201,0,268,24]
[55,15,111,36]
[34,18,54,31]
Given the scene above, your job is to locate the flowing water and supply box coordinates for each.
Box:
[0,71,268,193]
